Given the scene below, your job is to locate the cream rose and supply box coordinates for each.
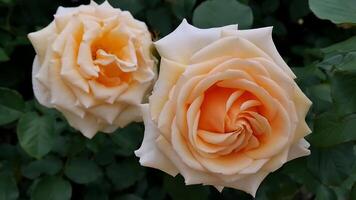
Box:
[135,20,312,196]
[28,1,155,138]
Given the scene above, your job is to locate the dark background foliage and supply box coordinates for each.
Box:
[0,0,356,199]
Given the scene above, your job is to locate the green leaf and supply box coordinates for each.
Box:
[114,194,143,200]
[109,0,145,15]
[0,48,9,62]
[171,0,197,19]
[308,83,332,113]
[193,0,253,29]
[317,54,344,71]
[256,172,299,200]
[52,134,86,157]
[31,176,72,200]
[84,178,111,200]
[64,157,102,184]
[315,185,337,200]
[144,0,160,8]
[309,0,356,24]
[146,187,166,200]
[282,158,320,193]
[318,51,356,72]
[0,172,19,200]
[335,52,356,71]
[218,189,251,200]
[106,158,145,190]
[309,112,356,147]
[17,112,56,159]
[322,36,356,55]
[94,146,115,166]
[307,143,355,186]
[292,65,325,89]
[0,87,25,126]
[146,6,173,36]
[331,71,356,115]
[84,187,109,200]
[163,175,209,200]
[111,123,143,156]
[22,155,62,179]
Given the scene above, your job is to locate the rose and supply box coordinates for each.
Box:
[28,1,156,138]
[135,20,312,196]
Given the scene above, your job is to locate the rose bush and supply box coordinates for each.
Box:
[28,1,155,138]
[135,20,312,196]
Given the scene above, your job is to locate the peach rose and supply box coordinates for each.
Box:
[135,20,312,196]
[28,1,155,138]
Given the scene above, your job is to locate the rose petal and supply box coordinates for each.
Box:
[223,27,296,78]
[287,138,310,161]
[28,22,57,62]
[150,58,186,121]
[32,56,51,107]
[171,118,205,171]
[155,19,237,64]
[226,171,269,197]
[135,104,179,176]
[190,36,270,64]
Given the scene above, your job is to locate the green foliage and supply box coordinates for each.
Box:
[31,176,72,200]
[0,172,19,200]
[163,175,210,200]
[315,185,337,200]
[332,71,356,115]
[111,123,143,156]
[309,0,356,24]
[193,0,253,29]
[106,158,145,190]
[310,111,356,147]
[307,143,355,186]
[171,0,197,20]
[0,87,25,125]
[17,112,56,159]
[0,0,355,200]
[322,36,356,55]
[64,157,102,184]
[22,155,63,179]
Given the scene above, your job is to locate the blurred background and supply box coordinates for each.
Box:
[0,0,355,200]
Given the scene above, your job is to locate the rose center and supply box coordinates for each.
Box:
[90,29,135,87]
[197,85,271,154]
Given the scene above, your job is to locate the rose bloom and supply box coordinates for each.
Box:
[135,20,312,196]
[28,1,155,138]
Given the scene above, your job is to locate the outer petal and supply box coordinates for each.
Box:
[190,36,270,64]
[61,110,100,139]
[32,56,51,107]
[114,104,142,127]
[226,171,269,197]
[292,86,312,142]
[149,58,186,121]
[56,6,77,16]
[28,22,57,62]
[223,27,296,78]
[156,135,225,185]
[135,104,179,176]
[155,19,237,64]
[287,138,310,161]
